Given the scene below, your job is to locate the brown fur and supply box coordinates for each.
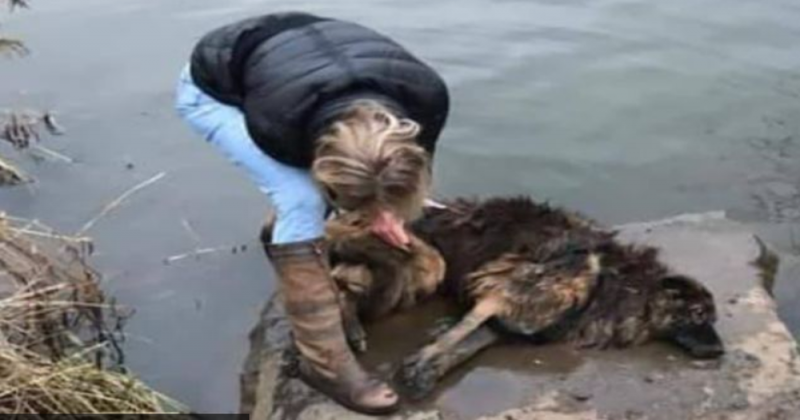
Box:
[327,196,723,399]
[412,198,720,348]
[326,210,445,320]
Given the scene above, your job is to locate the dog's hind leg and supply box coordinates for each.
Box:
[396,298,503,400]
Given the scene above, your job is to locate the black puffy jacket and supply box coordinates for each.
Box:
[189,12,450,168]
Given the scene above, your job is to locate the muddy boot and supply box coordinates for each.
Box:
[264,238,400,415]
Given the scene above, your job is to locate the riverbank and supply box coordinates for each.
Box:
[0,214,182,414]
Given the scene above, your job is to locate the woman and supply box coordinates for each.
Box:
[175,12,449,414]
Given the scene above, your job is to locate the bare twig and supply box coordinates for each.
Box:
[76,172,166,236]
[180,219,201,245]
[163,246,233,265]
[163,216,255,265]
[6,228,91,247]
[31,145,74,164]
[163,240,253,265]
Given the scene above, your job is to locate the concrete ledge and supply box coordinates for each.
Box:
[240,213,800,420]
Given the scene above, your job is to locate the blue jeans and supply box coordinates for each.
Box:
[175,65,326,244]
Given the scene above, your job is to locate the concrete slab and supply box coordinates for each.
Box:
[240,212,800,420]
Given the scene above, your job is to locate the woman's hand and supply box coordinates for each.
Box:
[371,210,410,250]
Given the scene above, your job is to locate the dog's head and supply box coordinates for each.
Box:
[649,275,724,359]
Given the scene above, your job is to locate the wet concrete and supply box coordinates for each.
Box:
[241,212,800,420]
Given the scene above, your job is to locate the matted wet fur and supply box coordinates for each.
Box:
[326,196,724,400]
[326,210,446,351]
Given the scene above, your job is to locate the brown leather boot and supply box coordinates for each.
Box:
[259,212,275,245]
[264,237,400,415]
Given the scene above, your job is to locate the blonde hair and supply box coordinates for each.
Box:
[312,100,431,221]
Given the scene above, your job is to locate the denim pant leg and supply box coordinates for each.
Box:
[174,66,326,244]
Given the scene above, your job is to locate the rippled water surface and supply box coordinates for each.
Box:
[1,0,799,413]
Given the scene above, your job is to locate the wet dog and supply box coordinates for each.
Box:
[325,210,446,352]
[325,196,725,400]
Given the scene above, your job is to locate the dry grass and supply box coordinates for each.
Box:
[0,38,26,56]
[0,156,25,186]
[0,111,67,186]
[0,214,184,414]
[0,345,179,414]
[1,0,182,411]
[1,0,30,56]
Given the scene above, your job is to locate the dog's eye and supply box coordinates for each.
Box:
[690,306,706,323]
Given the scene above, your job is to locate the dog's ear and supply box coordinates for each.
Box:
[658,275,714,301]
[660,274,699,289]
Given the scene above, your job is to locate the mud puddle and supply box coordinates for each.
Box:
[357,299,694,420]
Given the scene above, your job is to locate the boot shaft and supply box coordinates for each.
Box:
[265,238,352,372]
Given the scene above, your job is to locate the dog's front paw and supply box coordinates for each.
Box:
[395,352,439,401]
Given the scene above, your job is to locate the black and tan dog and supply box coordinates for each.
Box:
[325,196,725,400]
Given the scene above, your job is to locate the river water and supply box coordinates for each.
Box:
[1,0,799,414]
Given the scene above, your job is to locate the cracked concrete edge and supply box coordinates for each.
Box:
[731,289,800,407]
